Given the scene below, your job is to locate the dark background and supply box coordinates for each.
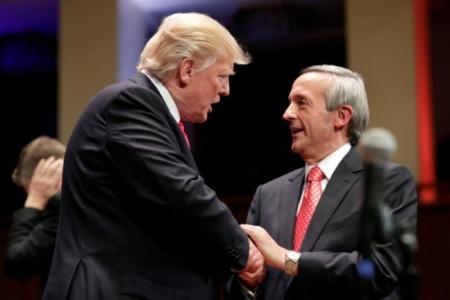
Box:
[1,0,449,299]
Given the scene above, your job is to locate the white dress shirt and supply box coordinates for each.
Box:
[297,143,351,212]
[142,71,180,123]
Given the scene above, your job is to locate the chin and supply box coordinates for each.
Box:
[291,143,303,155]
[195,115,208,123]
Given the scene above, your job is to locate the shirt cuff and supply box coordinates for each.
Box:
[239,280,258,300]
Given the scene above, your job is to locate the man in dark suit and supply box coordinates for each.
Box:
[239,65,417,299]
[44,12,264,300]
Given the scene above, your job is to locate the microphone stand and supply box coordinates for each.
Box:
[397,220,419,300]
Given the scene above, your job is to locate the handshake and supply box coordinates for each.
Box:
[237,224,290,289]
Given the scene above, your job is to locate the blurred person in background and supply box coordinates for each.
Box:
[5,136,64,292]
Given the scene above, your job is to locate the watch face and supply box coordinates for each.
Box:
[287,251,300,260]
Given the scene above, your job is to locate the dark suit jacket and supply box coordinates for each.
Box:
[44,73,249,300]
[5,193,60,284]
[246,148,417,300]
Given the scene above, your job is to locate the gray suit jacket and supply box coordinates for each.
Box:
[246,147,417,300]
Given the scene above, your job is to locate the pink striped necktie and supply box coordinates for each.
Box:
[292,166,325,251]
[178,121,190,148]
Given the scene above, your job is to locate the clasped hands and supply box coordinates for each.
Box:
[237,224,287,288]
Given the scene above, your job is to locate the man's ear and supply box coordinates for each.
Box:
[334,104,353,129]
[178,58,195,85]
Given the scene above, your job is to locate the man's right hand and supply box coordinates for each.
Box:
[238,238,266,289]
[241,224,287,271]
[25,157,63,210]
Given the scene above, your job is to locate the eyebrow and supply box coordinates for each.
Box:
[289,92,310,104]
[288,92,302,101]
[221,66,235,76]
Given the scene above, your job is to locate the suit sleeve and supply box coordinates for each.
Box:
[104,87,249,270]
[225,187,264,300]
[297,165,418,298]
[246,186,262,226]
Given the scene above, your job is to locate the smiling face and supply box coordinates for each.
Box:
[283,72,351,163]
[172,58,234,123]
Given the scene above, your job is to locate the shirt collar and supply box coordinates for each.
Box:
[142,70,180,123]
[305,143,351,180]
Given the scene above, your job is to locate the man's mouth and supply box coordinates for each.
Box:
[290,127,303,135]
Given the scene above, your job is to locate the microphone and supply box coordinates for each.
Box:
[359,127,398,162]
[358,128,402,260]
[357,144,397,299]
[358,159,395,280]
[357,128,418,300]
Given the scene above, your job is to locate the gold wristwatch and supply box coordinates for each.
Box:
[284,250,301,276]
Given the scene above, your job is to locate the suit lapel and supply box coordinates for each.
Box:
[285,148,363,289]
[276,169,304,292]
[131,73,198,169]
[277,169,304,250]
[300,147,363,252]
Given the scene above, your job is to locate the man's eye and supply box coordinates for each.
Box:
[297,97,308,105]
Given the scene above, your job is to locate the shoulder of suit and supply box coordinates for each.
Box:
[90,76,164,110]
[92,72,158,98]
[260,168,304,188]
[381,161,414,180]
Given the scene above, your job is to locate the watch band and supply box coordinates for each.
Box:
[285,250,301,276]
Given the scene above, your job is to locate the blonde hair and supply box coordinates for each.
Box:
[137,12,251,80]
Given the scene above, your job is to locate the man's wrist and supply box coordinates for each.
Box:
[284,250,301,276]
[270,247,294,273]
[24,195,47,210]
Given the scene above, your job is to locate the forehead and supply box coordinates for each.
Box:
[214,58,235,73]
[289,72,331,99]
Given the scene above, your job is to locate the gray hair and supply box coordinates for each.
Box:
[300,65,369,145]
[137,12,251,80]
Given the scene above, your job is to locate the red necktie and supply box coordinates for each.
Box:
[292,166,325,251]
[178,121,190,148]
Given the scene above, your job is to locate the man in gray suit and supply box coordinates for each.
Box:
[239,65,417,300]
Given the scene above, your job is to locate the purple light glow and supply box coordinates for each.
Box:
[0,0,58,35]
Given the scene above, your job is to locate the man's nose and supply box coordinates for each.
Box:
[283,104,295,121]
[220,77,230,96]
